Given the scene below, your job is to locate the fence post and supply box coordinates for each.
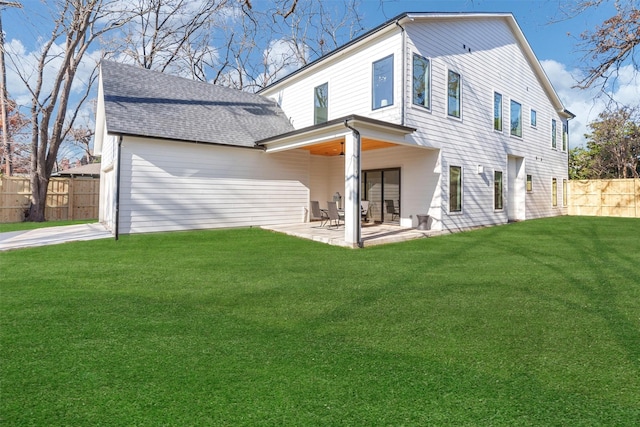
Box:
[68,178,74,220]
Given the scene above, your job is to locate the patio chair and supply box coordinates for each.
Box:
[385,199,399,221]
[361,200,370,222]
[326,201,344,228]
[310,200,329,226]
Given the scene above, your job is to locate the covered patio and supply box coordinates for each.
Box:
[258,115,437,248]
[262,221,442,248]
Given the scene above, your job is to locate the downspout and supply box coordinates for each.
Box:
[395,19,406,126]
[114,135,123,241]
[344,119,362,248]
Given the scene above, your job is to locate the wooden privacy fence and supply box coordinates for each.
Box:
[568,178,639,218]
[0,176,100,223]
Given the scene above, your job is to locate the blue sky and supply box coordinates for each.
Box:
[3,0,637,150]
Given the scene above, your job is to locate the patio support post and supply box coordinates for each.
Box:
[343,130,360,248]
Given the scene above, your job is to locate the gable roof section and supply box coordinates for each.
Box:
[100,61,294,148]
[259,12,574,119]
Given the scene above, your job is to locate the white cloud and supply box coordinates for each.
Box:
[541,60,640,147]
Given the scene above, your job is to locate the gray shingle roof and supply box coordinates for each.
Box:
[100,61,294,148]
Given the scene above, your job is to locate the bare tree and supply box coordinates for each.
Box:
[0,95,29,174]
[565,0,640,90]
[7,0,130,221]
[7,0,363,221]
[110,0,364,91]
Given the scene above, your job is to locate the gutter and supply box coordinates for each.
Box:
[395,19,407,126]
[114,135,122,241]
[344,119,363,248]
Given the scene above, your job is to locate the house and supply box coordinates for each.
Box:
[52,163,101,178]
[94,12,574,247]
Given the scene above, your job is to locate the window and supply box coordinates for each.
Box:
[314,82,328,124]
[372,55,393,110]
[510,100,522,137]
[494,92,502,131]
[531,109,537,127]
[552,178,558,206]
[563,179,568,206]
[412,54,431,109]
[449,166,462,212]
[447,70,461,118]
[494,171,503,210]
[526,174,533,192]
[562,122,568,151]
[551,119,557,149]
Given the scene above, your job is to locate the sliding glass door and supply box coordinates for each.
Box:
[362,168,400,223]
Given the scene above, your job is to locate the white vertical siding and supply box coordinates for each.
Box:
[118,137,310,234]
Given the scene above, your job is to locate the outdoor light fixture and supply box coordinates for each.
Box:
[339,142,344,157]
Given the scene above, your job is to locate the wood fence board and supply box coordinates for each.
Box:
[1,176,99,223]
[568,178,639,218]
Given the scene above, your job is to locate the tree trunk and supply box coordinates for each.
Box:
[28,171,48,222]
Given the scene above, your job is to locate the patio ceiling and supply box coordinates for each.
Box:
[256,114,416,154]
[301,138,397,156]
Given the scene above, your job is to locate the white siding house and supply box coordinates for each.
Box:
[258,12,573,238]
[94,12,573,247]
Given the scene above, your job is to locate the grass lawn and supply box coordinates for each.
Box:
[0,219,95,233]
[1,216,639,425]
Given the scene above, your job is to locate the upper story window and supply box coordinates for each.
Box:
[494,92,503,131]
[372,55,393,110]
[314,82,328,124]
[531,109,537,127]
[412,54,430,109]
[551,119,557,149]
[447,70,461,118]
[562,121,568,151]
[510,100,522,137]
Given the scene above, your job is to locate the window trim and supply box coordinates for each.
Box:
[412,53,431,110]
[313,82,328,125]
[530,109,537,128]
[551,119,557,149]
[510,99,522,138]
[372,54,394,110]
[449,165,463,213]
[447,69,462,119]
[493,92,503,132]
[494,170,504,210]
[562,121,568,151]
[552,178,558,207]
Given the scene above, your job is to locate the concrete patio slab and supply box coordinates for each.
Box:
[0,223,112,251]
[262,222,442,248]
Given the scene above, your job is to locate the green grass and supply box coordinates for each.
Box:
[0,219,95,233]
[1,216,639,426]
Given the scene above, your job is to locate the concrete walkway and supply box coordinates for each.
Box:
[0,223,112,251]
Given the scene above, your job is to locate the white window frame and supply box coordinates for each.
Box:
[530,109,537,128]
[449,165,463,213]
[494,92,503,132]
[412,53,431,110]
[447,69,462,119]
[314,82,328,125]
[372,54,394,110]
[510,99,522,138]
